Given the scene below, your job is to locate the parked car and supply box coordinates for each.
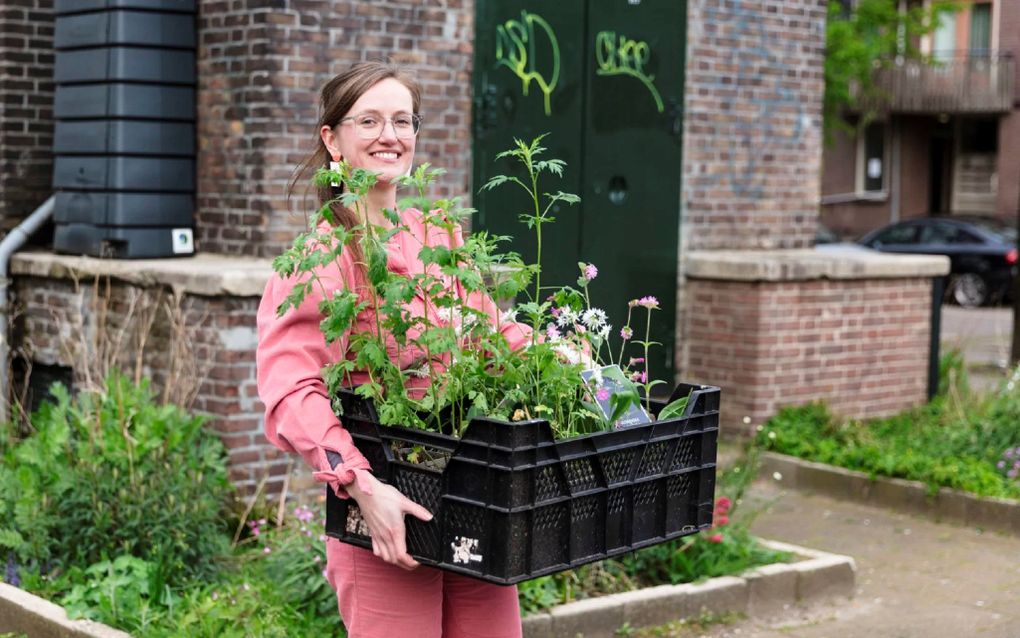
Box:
[857,216,1018,307]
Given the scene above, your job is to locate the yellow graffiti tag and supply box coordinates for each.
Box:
[495,11,560,116]
[594,31,664,113]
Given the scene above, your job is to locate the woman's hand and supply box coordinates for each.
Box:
[346,472,433,570]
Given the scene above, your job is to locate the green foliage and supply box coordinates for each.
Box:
[0,373,232,586]
[824,0,959,137]
[60,556,170,632]
[757,359,1020,499]
[275,138,669,439]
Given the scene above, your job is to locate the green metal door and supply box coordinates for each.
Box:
[473,0,686,387]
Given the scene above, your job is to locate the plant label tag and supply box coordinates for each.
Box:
[581,365,651,429]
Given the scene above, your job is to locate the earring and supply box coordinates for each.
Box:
[329,156,341,187]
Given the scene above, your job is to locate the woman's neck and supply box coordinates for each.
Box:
[361,186,398,229]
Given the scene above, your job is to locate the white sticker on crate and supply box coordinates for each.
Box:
[450,536,482,564]
[346,507,372,537]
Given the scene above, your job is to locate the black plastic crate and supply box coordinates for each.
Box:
[325,383,719,585]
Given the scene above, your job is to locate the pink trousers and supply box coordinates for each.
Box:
[325,539,523,638]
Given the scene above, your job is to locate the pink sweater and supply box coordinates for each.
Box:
[256,209,532,496]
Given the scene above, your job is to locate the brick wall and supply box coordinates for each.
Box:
[684,277,933,432]
[196,0,475,258]
[682,0,827,251]
[11,275,281,494]
[0,0,54,235]
[996,0,1019,220]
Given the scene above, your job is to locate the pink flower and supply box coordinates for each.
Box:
[263,546,272,554]
[620,326,633,340]
[628,357,644,366]
[550,306,561,317]
[584,263,598,281]
[632,371,647,383]
[638,296,659,309]
[546,325,561,340]
[596,387,610,402]
[628,299,640,308]
[715,496,732,513]
[706,533,724,543]
[715,515,729,527]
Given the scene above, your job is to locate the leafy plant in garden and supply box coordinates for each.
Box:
[272,135,686,439]
[0,373,232,589]
[757,356,1020,499]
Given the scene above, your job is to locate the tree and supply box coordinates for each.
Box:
[823,0,959,138]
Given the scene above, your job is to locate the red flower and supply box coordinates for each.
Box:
[706,533,724,543]
[715,496,732,514]
[714,514,729,527]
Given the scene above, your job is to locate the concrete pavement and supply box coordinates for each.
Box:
[674,482,1020,638]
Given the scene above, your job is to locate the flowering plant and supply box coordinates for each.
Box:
[274,136,687,439]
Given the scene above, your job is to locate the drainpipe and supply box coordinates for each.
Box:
[0,195,55,424]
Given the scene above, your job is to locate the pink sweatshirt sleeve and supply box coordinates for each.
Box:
[256,261,373,498]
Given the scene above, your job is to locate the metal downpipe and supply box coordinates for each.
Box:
[0,195,56,424]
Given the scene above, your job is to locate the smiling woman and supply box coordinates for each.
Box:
[256,62,527,638]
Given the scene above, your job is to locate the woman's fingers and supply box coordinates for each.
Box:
[404,498,433,523]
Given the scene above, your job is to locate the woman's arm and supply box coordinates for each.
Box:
[257,253,431,569]
[257,267,373,497]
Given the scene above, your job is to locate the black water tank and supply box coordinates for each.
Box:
[52,0,197,258]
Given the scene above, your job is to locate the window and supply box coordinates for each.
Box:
[920,223,981,245]
[871,224,919,247]
[933,11,957,62]
[857,121,887,195]
[969,3,991,57]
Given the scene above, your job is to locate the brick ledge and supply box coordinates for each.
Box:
[685,248,950,282]
[760,452,1020,536]
[10,250,273,298]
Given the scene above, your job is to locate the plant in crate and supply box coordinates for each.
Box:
[273,135,720,583]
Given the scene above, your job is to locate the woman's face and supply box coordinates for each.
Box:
[322,78,417,185]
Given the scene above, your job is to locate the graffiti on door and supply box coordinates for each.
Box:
[594,30,664,113]
[495,10,561,116]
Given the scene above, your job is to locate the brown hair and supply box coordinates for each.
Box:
[289,61,422,235]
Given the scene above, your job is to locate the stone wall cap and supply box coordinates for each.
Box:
[685,248,950,281]
[10,251,274,297]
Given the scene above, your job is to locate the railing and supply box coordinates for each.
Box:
[861,51,1015,114]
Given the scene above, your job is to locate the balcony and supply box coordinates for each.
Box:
[862,52,1015,115]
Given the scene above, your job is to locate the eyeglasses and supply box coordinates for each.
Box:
[338,112,422,139]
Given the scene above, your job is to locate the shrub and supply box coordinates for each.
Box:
[0,372,232,587]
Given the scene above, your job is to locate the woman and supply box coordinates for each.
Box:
[256,62,527,638]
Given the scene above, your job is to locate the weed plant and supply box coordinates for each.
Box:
[0,373,232,596]
[757,352,1020,499]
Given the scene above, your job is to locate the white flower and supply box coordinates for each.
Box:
[742,416,751,425]
[552,342,584,365]
[581,308,607,330]
[556,307,578,328]
[772,472,783,481]
[755,424,764,432]
[500,308,517,324]
[768,431,776,440]
[596,324,611,340]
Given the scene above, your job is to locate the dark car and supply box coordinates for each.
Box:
[857,216,1018,307]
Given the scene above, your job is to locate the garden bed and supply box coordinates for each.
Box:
[0,539,855,638]
[522,539,855,638]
